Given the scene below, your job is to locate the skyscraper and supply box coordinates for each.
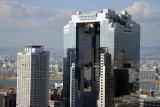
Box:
[16,45,49,107]
[63,9,140,107]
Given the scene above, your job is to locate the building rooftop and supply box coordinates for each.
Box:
[22,45,45,53]
[24,45,44,48]
[71,9,133,23]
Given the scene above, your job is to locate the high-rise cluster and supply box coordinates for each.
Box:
[63,9,140,107]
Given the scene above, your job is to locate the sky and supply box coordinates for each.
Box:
[0,0,160,48]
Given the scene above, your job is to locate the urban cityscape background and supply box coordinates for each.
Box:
[0,0,160,107]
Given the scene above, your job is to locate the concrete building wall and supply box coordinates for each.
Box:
[16,46,49,107]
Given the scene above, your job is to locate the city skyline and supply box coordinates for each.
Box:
[0,1,159,106]
[0,0,159,48]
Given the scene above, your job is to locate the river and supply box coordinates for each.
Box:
[0,79,63,86]
[0,80,156,90]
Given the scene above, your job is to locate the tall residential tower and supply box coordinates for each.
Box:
[63,9,140,107]
[16,45,49,107]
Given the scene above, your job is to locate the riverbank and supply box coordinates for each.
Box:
[0,77,17,80]
[0,77,63,80]
[0,85,16,93]
[139,79,160,83]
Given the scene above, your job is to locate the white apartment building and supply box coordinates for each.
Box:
[16,45,49,107]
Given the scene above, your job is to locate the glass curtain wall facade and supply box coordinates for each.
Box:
[63,9,140,107]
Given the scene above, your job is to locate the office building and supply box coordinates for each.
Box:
[63,9,140,107]
[16,45,49,107]
[3,92,9,107]
[0,94,4,107]
[0,88,16,107]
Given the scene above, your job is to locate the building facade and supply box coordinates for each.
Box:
[16,45,49,107]
[63,9,140,107]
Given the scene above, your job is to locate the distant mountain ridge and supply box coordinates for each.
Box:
[0,46,160,59]
[0,47,63,58]
[141,46,160,56]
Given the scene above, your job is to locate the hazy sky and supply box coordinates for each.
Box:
[0,0,160,48]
